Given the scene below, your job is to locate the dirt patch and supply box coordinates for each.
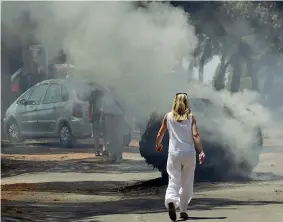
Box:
[1,158,105,178]
[1,152,144,178]
[1,153,97,161]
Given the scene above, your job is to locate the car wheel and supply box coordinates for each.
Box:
[6,120,24,144]
[59,123,75,148]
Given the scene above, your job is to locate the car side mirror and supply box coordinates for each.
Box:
[18,98,28,106]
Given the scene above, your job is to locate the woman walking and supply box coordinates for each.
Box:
[156,93,205,221]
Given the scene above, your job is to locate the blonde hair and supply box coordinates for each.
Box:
[172,93,191,122]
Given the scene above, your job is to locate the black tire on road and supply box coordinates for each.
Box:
[161,171,169,184]
[6,120,24,144]
[59,123,75,148]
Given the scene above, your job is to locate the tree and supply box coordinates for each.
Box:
[211,2,283,92]
[1,10,40,110]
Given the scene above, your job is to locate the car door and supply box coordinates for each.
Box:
[37,83,63,134]
[14,86,36,135]
[18,83,49,135]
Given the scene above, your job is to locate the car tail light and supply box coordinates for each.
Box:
[72,102,83,118]
[11,83,20,93]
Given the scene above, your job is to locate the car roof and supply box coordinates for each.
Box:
[38,78,67,85]
[38,78,104,89]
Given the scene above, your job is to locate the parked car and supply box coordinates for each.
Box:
[139,97,263,182]
[3,78,132,147]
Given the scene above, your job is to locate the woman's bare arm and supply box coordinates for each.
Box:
[192,115,203,154]
[156,114,168,148]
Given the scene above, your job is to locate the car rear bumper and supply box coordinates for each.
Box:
[69,118,91,138]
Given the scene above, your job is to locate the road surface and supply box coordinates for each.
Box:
[1,129,283,222]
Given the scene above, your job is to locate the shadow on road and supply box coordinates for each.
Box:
[178,216,227,221]
[2,196,282,221]
[2,157,283,184]
[1,157,154,178]
[1,141,139,155]
[2,179,163,197]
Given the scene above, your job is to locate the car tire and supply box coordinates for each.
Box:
[6,120,24,144]
[161,171,169,184]
[59,123,75,148]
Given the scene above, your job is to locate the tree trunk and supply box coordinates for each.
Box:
[213,54,226,91]
[247,60,258,91]
[251,71,259,91]
[230,59,242,93]
[1,47,12,115]
[198,64,204,82]
[187,61,194,83]
[264,71,275,94]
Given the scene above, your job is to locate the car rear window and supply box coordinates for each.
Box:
[71,82,104,101]
[73,83,92,101]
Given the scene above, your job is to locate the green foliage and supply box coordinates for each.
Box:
[188,1,283,92]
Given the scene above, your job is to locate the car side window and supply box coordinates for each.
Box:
[43,83,61,104]
[16,86,36,105]
[28,84,49,105]
[61,85,70,102]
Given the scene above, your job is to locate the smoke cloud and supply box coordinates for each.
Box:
[188,82,272,172]
[38,1,197,118]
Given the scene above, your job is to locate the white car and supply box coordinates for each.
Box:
[3,78,132,147]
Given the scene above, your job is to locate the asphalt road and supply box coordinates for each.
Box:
[1,129,283,222]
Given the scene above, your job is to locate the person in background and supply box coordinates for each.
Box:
[88,88,106,156]
[19,71,30,95]
[101,88,126,163]
[155,93,205,221]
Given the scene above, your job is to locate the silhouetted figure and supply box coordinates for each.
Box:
[88,89,105,156]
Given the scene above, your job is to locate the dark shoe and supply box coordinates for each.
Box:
[95,151,102,156]
[180,212,189,219]
[168,202,177,221]
[104,154,117,163]
[115,155,123,163]
[101,150,109,156]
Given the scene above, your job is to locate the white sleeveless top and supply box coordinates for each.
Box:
[166,112,196,155]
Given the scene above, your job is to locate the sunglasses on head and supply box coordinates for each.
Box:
[176,93,187,96]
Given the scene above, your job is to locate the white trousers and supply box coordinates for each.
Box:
[165,152,196,212]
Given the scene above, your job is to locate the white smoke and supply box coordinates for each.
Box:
[187,81,272,171]
[45,1,197,117]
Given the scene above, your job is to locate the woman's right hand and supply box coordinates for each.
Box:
[199,152,205,164]
[156,143,163,152]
